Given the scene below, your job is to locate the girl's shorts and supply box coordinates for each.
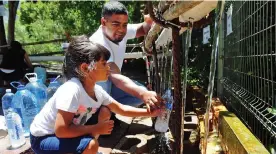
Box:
[30,133,94,154]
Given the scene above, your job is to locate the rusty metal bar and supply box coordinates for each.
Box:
[181,23,191,153]
[172,25,183,154]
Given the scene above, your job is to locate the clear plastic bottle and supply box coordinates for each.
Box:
[155,89,173,132]
[2,89,26,148]
[11,82,38,137]
[2,89,14,116]
[47,81,61,101]
[25,73,47,110]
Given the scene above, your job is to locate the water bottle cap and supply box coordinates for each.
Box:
[6,89,11,93]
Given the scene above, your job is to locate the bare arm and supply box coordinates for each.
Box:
[109,73,147,99]
[108,62,145,100]
[108,62,120,74]
[107,100,159,117]
[24,53,33,69]
[107,62,147,100]
[55,110,113,138]
[135,15,153,38]
[109,73,160,110]
[135,22,151,38]
[54,110,99,138]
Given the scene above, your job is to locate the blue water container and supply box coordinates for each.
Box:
[25,73,47,110]
[2,89,26,149]
[10,82,39,137]
[34,66,46,84]
[47,81,61,101]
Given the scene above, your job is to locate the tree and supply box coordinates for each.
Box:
[0,0,7,52]
[8,1,19,43]
[15,1,145,54]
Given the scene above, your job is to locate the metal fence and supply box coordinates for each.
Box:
[220,0,276,149]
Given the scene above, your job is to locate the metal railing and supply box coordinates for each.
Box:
[221,0,276,149]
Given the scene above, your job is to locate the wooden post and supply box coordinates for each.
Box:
[0,0,7,53]
[172,25,183,154]
[8,1,19,42]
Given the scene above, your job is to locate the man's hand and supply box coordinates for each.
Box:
[141,91,164,112]
[144,14,153,25]
[148,108,162,117]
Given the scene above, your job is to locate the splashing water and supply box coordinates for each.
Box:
[150,133,172,154]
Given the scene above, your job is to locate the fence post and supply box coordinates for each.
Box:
[217,13,225,97]
[171,26,183,154]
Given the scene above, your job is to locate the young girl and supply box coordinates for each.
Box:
[30,35,160,154]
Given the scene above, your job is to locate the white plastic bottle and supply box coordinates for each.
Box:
[5,109,26,148]
[155,89,173,132]
[2,89,25,149]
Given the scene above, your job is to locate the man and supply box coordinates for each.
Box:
[89,1,158,110]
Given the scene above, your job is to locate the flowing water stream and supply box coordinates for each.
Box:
[150,133,172,154]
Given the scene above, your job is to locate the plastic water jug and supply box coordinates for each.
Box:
[34,66,46,84]
[154,89,173,133]
[47,81,61,101]
[2,89,26,148]
[25,73,47,110]
[11,82,38,137]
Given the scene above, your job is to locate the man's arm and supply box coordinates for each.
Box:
[109,73,146,99]
[135,15,153,38]
[108,62,120,74]
[109,73,160,111]
[135,22,151,38]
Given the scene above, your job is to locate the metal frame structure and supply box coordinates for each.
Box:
[221,0,276,149]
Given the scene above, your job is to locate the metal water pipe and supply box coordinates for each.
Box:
[171,22,183,154]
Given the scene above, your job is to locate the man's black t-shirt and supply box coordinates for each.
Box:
[0,49,27,70]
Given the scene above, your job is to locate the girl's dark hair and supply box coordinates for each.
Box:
[62,35,110,80]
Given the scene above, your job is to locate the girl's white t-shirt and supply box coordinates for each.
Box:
[30,78,114,137]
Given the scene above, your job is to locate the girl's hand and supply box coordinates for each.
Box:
[149,108,162,117]
[95,120,114,135]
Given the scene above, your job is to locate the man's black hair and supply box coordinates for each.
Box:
[102,1,128,17]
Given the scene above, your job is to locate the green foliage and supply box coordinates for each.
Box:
[181,67,200,86]
[16,1,66,54]
[14,1,144,54]
[180,10,216,89]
